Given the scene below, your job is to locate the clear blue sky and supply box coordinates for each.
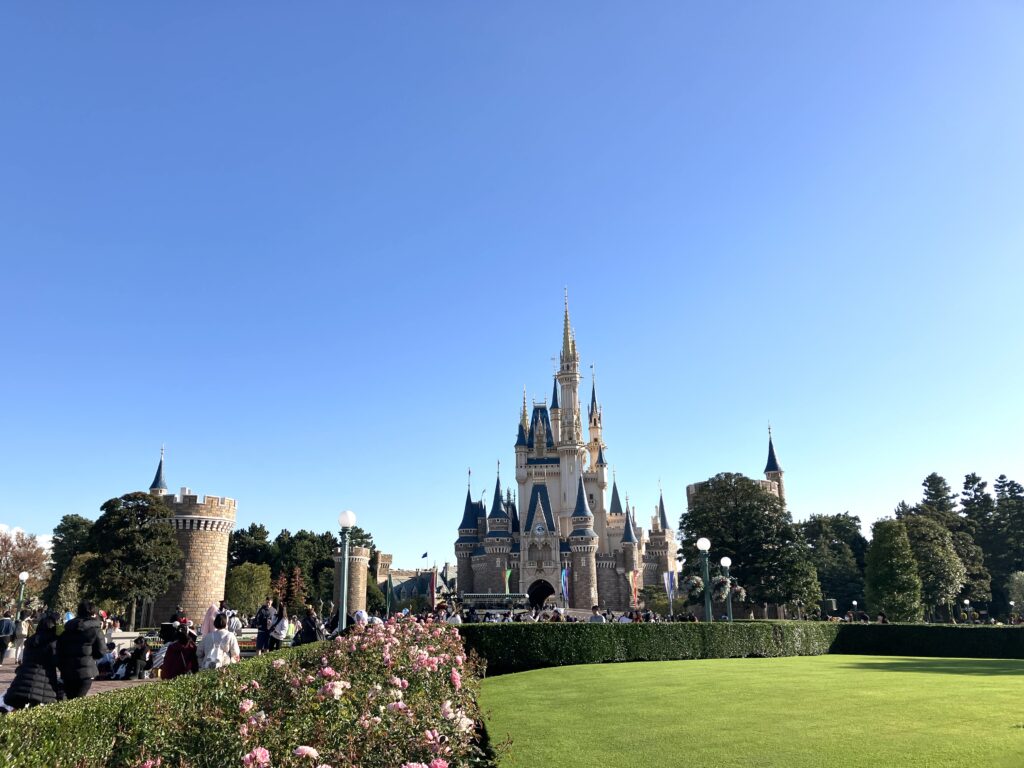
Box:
[2,4,1022,566]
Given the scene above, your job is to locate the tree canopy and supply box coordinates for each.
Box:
[865,519,922,622]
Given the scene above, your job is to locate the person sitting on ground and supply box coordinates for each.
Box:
[197,612,240,669]
[56,600,105,699]
[127,636,151,679]
[97,642,117,678]
[588,605,606,623]
[3,613,61,709]
[110,649,132,679]
[161,625,198,680]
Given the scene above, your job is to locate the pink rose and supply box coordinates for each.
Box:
[242,747,271,767]
[239,699,255,714]
[272,658,286,668]
[430,760,450,768]
[293,745,320,759]
[450,669,461,690]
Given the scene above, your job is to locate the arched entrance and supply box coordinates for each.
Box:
[527,579,556,609]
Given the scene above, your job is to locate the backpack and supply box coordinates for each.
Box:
[0,618,14,638]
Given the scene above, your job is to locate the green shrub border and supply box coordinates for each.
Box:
[460,621,1024,676]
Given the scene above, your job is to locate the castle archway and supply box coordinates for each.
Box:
[527,579,556,609]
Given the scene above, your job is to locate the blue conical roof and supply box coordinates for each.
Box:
[621,505,637,544]
[458,488,478,531]
[596,446,607,466]
[488,475,507,520]
[609,481,623,516]
[765,434,782,474]
[658,492,670,530]
[150,450,168,491]
[589,379,598,417]
[550,377,560,409]
[516,422,528,447]
[572,476,592,519]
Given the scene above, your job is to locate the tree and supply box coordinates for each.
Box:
[918,473,961,530]
[801,514,867,612]
[903,516,965,621]
[228,523,274,568]
[0,528,50,605]
[225,562,273,616]
[80,492,183,631]
[53,553,95,616]
[365,574,386,615]
[1005,572,1024,615]
[288,566,307,613]
[43,514,93,605]
[865,519,922,622]
[272,570,289,605]
[681,473,819,607]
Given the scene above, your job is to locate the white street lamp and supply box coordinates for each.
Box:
[17,571,29,613]
[696,538,712,622]
[696,537,711,552]
[338,510,357,631]
[720,557,733,622]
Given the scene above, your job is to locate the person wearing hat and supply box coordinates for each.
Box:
[161,624,198,680]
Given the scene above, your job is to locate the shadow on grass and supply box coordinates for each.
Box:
[839,658,1024,676]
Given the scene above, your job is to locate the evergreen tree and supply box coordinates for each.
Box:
[224,562,273,616]
[288,566,307,613]
[43,514,93,605]
[801,514,867,611]
[903,516,965,621]
[228,523,275,568]
[865,519,922,622]
[81,492,183,631]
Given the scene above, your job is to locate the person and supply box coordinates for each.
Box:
[104,617,120,647]
[295,606,324,646]
[0,612,15,665]
[201,603,219,637]
[268,605,289,652]
[877,612,889,625]
[227,611,243,636]
[254,597,277,654]
[588,605,606,623]
[446,608,463,625]
[56,600,105,699]
[110,649,133,680]
[197,613,240,670]
[161,625,198,680]
[3,613,61,709]
[97,642,117,678]
[127,636,151,679]
[617,612,633,623]
[14,611,32,664]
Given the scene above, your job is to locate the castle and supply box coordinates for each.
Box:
[455,296,787,612]
[146,449,238,623]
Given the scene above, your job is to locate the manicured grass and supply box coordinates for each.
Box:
[480,655,1024,768]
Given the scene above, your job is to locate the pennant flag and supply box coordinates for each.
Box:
[663,571,676,600]
[504,568,513,595]
[561,567,569,603]
[421,552,428,559]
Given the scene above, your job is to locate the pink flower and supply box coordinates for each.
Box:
[239,699,255,714]
[430,760,450,768]
[272,658,287,668]
[440,700,454,719]
[319,666,336,678]
[247,680,261,690]
[450,669,461,690]
[242,747,271,767]
[293,746,320,759]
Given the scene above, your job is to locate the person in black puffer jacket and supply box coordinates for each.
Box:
[56,600,105,699]
[4,613,61,708]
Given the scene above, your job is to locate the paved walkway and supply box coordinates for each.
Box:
[0,661,153,699]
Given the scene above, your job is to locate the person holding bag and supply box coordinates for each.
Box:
[268,605,288,652]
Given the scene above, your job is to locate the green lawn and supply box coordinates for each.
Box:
[480,655,1024,768]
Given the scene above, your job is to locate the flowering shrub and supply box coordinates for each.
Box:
[0,618,490,768]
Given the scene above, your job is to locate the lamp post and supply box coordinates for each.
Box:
[338,510,357,632]
[852,600,858,620]
[963,598,971,624]
[17,571,28,615]
[1010,601,1016,624]
[720,557,733,622]
[697,537,712,623]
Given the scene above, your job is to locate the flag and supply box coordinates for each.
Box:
[386,573,394,618]
[421,552,428,559]
[504,568,513,595]
[560,567,569,603]
[663,571,676,600]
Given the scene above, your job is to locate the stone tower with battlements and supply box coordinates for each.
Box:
[148,450,237,623]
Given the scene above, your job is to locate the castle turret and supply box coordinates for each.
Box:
[549,376,561,444]
[568,476,598,609]
[149,447,169,497]
[455,486,480,595]
[557,293,585,527]
[764,427,785,506]
[620,504,640,606]
[483,474,513,593]
[587,374,605,469]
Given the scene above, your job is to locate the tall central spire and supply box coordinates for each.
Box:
[560,288,576,363]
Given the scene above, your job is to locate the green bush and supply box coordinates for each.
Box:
[460,621,841,675]
[831,623,1024,658]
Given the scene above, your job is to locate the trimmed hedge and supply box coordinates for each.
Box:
[460,620,840,675]
[831,623,1024,659]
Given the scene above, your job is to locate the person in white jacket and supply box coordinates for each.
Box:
[197,613,240,670]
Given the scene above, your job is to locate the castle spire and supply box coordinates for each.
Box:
[150,446,168,494]
[620,504,638,544]
[550,376,560,410]
[764,426,782,474]
[658,491,670,531]
[572,475,592,519]
[560,289,577,362]
[589,366,599,417]
[488,472,507,520]
[520,387,529,431]
[609,480,623,516]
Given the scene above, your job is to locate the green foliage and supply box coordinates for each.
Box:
[800,514,866,610]
[681,473,819,606]
[830,623,1024,659]
[228,522,274,568]
[1005,571,1024,611]
[903,516,965,618]
[459,621,841,675]
[53,553,95,616]
[80,493,183,624]
[864,519,923,621]
[365,573,386,614]
[224,562,273,616]
[43,514,93,605]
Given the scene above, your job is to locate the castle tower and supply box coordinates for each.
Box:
[645,491,678,592]
[568,476,599,609]
[454,486,480,595]
[557,293,585,528]
[620,504,640,608]
[764,427,785,506]
[586,374,604,469]
[151,479,237,624]
[483,474,513,593]
[549,377,561,445]
[149,447,168,498]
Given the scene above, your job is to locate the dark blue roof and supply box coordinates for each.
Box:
[455,534,479,544]
[511,542,521,554]
[524,484,556,532]
[516,422,527,447]
[507,495,520,534]
[589,380,598,417]
[488,476,508,520]
[458,488,479,531]
[570,526,598,540]
[550,377,560,409]
[658,492,670,530]
[471,544,485,557]
[765,434,782,474]
[475,500,487,518]
[150,452,168,491]
[596,446,607,466]
[620,505,638,544]
[572,476,593,520]
[527,406,556,450]
[609,482,623,516]
[560,541,571,553]
[485,530,513,539]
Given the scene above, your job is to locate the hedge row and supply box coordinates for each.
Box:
[830,623,1024,659]
[460,620,841,675]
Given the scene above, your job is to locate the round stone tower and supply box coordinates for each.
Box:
[149,451,237,623]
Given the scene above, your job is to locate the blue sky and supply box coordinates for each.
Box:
[1,4,1022,566]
